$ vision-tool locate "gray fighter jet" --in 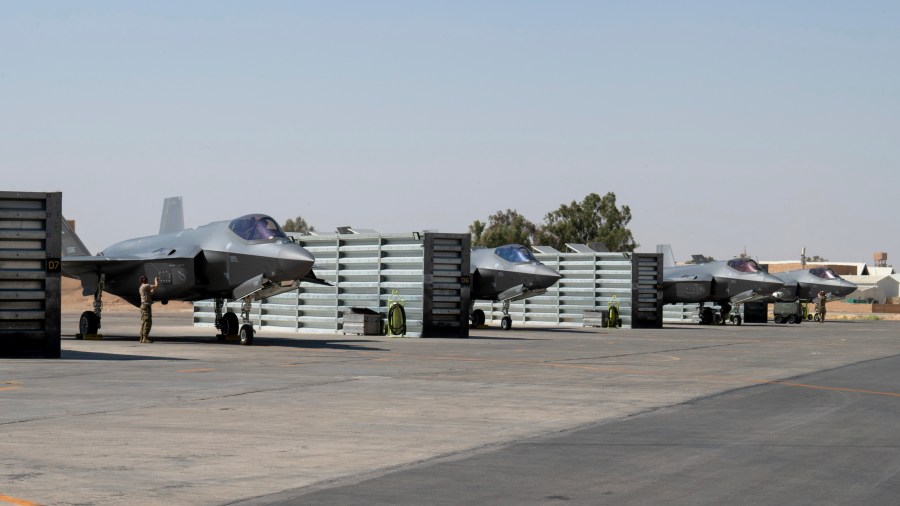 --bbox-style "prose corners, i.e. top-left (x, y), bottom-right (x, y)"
top-left (662, 255), bottom-right (784, 325)
top-left (470, 244), bottom-right (561, 330)
top-left (768, 267), bottom-right (857, 302)
top-left (62, 198), bottom-right (317, 345)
